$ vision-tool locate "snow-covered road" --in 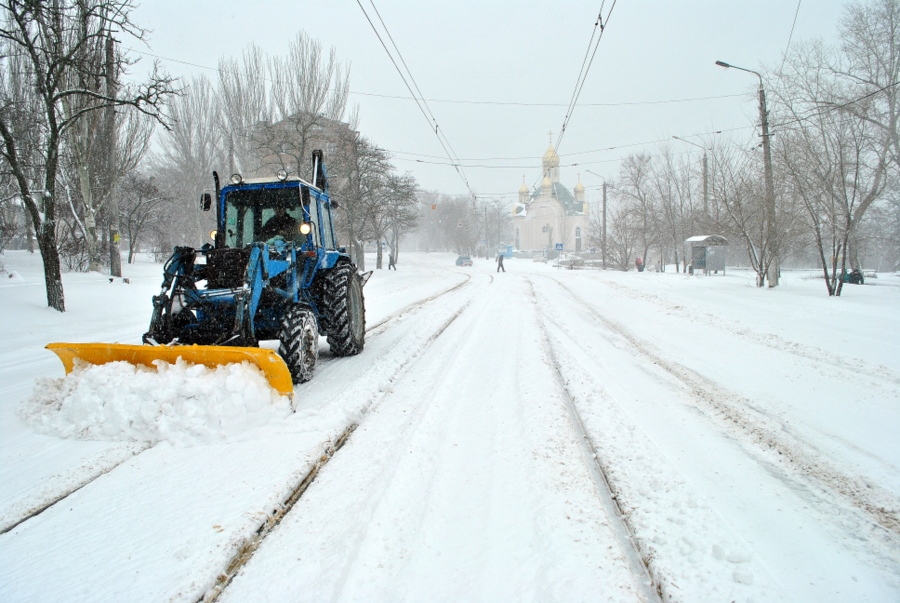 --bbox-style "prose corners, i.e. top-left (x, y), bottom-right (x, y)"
top-left (1, 251), bottom-right (898, 602)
